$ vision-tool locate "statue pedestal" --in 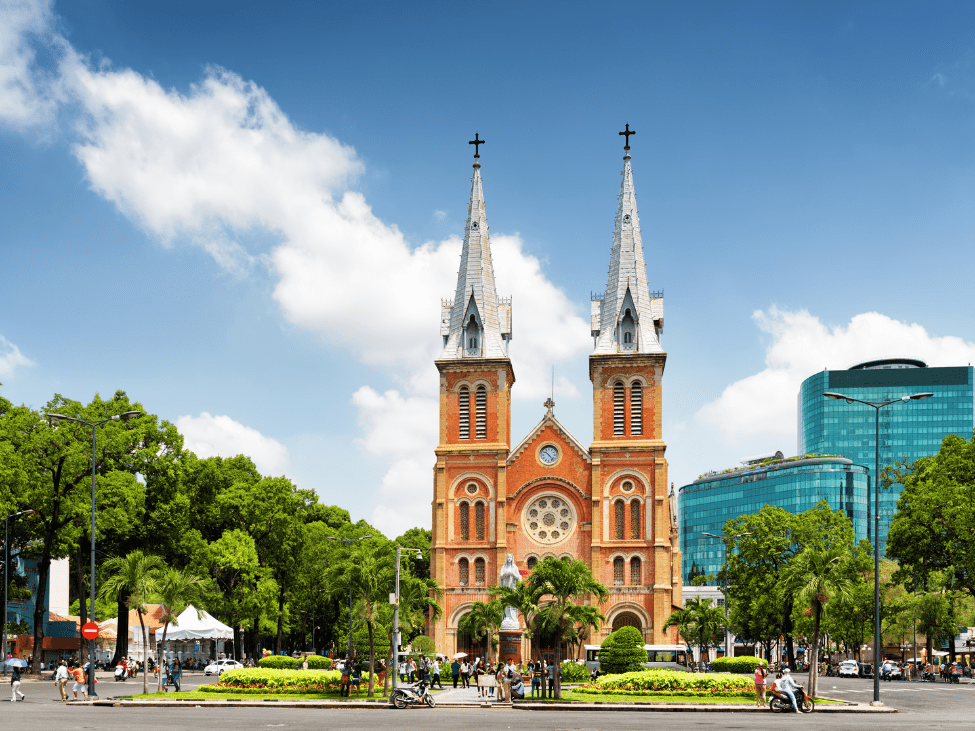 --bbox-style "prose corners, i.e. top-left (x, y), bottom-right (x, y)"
top-left (498, 629), bottom-right (522, 664)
